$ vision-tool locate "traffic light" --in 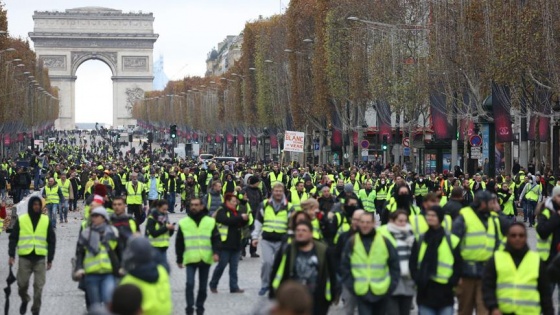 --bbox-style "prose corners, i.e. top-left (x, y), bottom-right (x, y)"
top-left (170, 125), bottom-right (177, 139)
top-left (128, 134), bottom-right (133, 142)
top-left (382, 135), bottom-right (388, 151)
top-left (147, 132), bottom-right (153, 144)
